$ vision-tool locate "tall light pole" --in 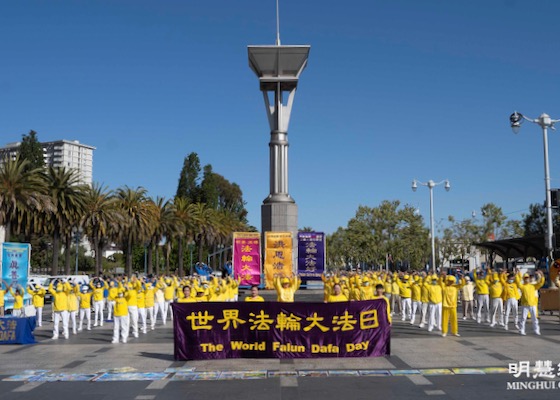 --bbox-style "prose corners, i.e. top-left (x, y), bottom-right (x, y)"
top-left (510, 111), bottom-right (559, 261)
top-left (72, 226), bottom-right (84, 275)
top-left (412, 179), bottom-right (451, 272)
